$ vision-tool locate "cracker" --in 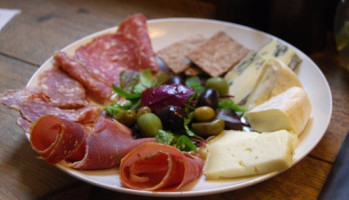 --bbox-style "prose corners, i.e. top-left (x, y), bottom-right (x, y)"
top-left (187, 31), bottom-right (249, 76)
top-left (157, 35), bottom-right (206, 74)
